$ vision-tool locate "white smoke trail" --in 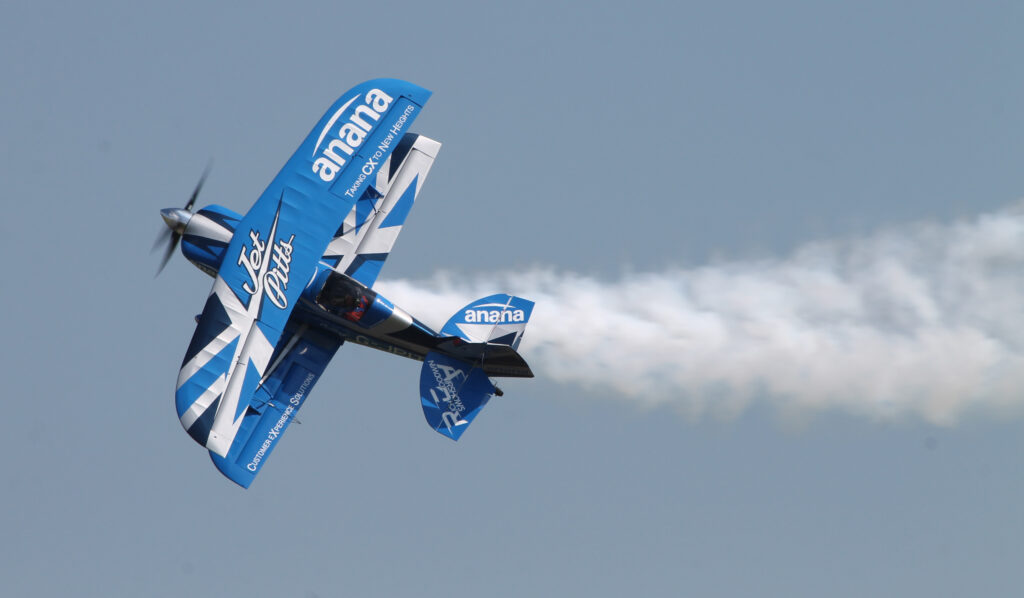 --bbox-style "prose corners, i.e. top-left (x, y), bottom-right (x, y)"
top-left (377, 204), bottom-right (1024, 424)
